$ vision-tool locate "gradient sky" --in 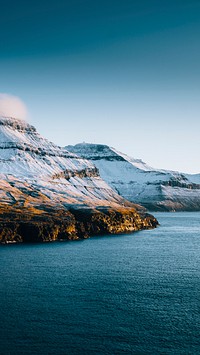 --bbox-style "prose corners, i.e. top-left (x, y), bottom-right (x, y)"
top-left (0, 0), bottom-right (200, 173)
